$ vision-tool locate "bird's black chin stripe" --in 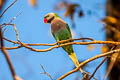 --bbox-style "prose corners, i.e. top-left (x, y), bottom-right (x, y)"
top-left (48, 16), bottom-right (54, 23)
